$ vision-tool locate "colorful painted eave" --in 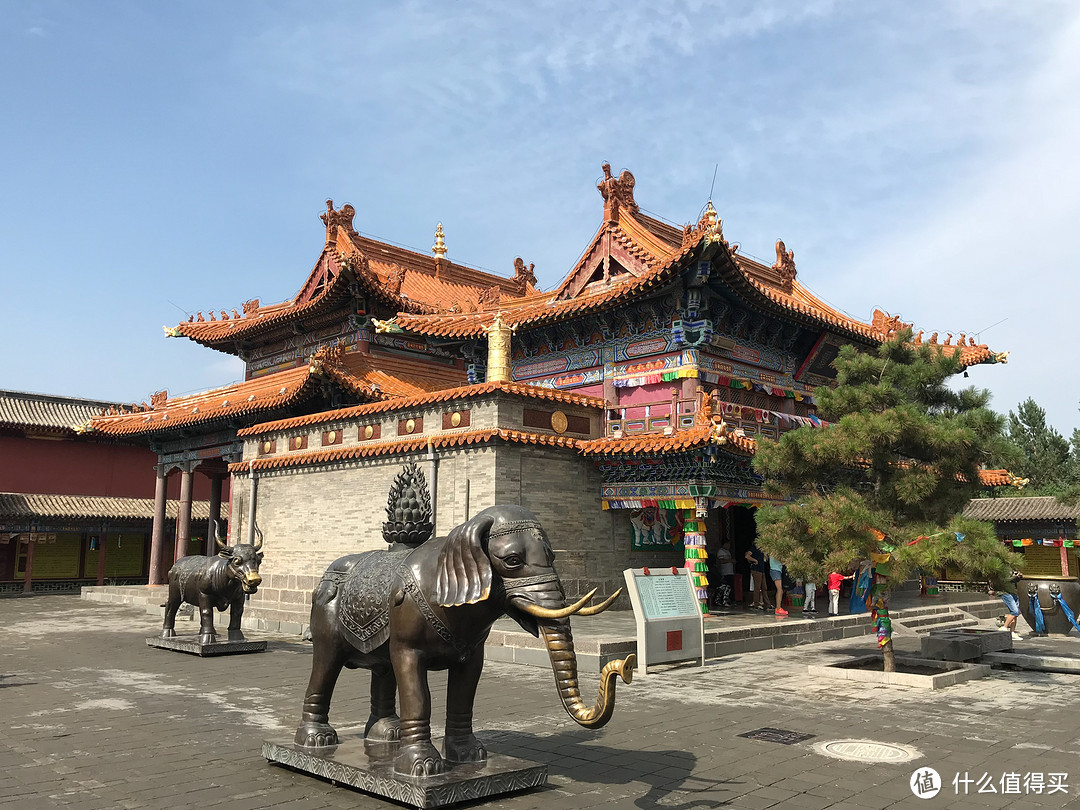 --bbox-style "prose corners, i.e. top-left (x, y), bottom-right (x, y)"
top-left (237, 379), bottom-right (605, 437)
top-left (230, 427), bottom-right (582, 474)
